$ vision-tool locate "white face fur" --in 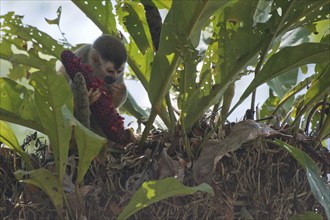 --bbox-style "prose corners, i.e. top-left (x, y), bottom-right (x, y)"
top-left (98, 56), bottom-right (125, 83)
top-left (90, 49), bottom-right (125, 84)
